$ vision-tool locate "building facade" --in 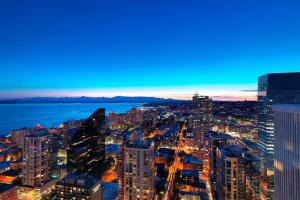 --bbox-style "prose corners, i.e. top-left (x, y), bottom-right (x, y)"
top-left (22, 129), bottom-right (51, 187)
top-left (67, 108), bottom-right (106, 174)
top-left (56, 173), bottom-right (101, 200)
top-left (205, 131), bottom-right (233, 191)
top-left (191, 94), bottom-right (212, 148)
top-left (257, 72), bottom-right (300, 200)
top-left (273, 105), bottom-right (300, 200)
top-left (118, 140), bottom-right (155, 200)
top-left (216, 145), bottom-right (260, 200)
